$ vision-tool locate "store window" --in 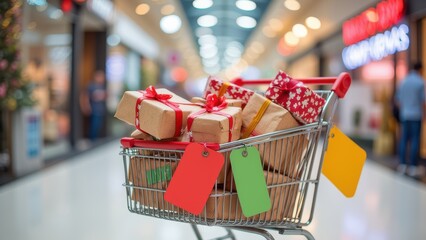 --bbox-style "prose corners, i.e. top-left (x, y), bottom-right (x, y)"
top-left (21, 0), bottom-right (72, 159)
